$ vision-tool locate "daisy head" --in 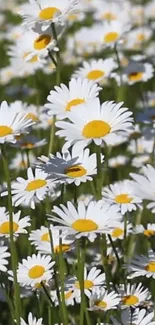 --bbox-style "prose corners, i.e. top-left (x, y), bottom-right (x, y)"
top-left (56, 99), bottom-right (133, 152)
top-left (0, 210), bottom-right (30, 238)
top-left (49, 200), bottom-right (121, 242)
top-left (0, 101), bottom-right (34, 144)
top-left (123, 62), bottom-right (154, 85)
top-left (20, 313), bottom-right (44, 325)
top-left (2, 168), bottom-right (52, 210)
top-left (17, 254), bottom-right (55, 288)
top-left (111, 308), bottom-right (155, 325)
top-left (126, 250), bottom-right (155, 279)
top-left (19, 0), bottom-right (79, 30)
top-left (72, 58), bottom-right (117, 84)
top-left (102, 180), bottom-right (142, 215)
top-left (101, 20), bottom-right (130, 48)
top-left (0, 244), bottom-right (10, 272)
top-left (89, 287), bottom-right (120, 311)
top-left (45, 77), bottom-right (101, 119)
top-left (108, 221), bottom-right (132, 241)
top-left (118, 283), bottom-right (151, 309)
top-left (36, 147), bottom-right (104, 186)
